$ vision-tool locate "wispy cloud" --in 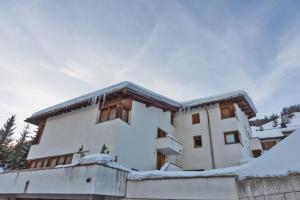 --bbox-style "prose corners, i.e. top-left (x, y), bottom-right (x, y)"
top-left (0, 0), bottom-right (300, 130)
